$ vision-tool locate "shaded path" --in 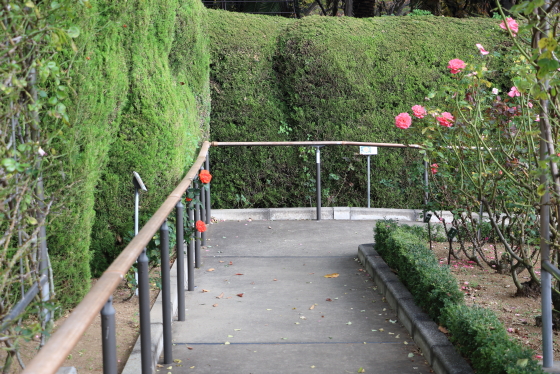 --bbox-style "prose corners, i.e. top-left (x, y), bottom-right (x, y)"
top-left (171, 220), bottom-right (433, 373)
